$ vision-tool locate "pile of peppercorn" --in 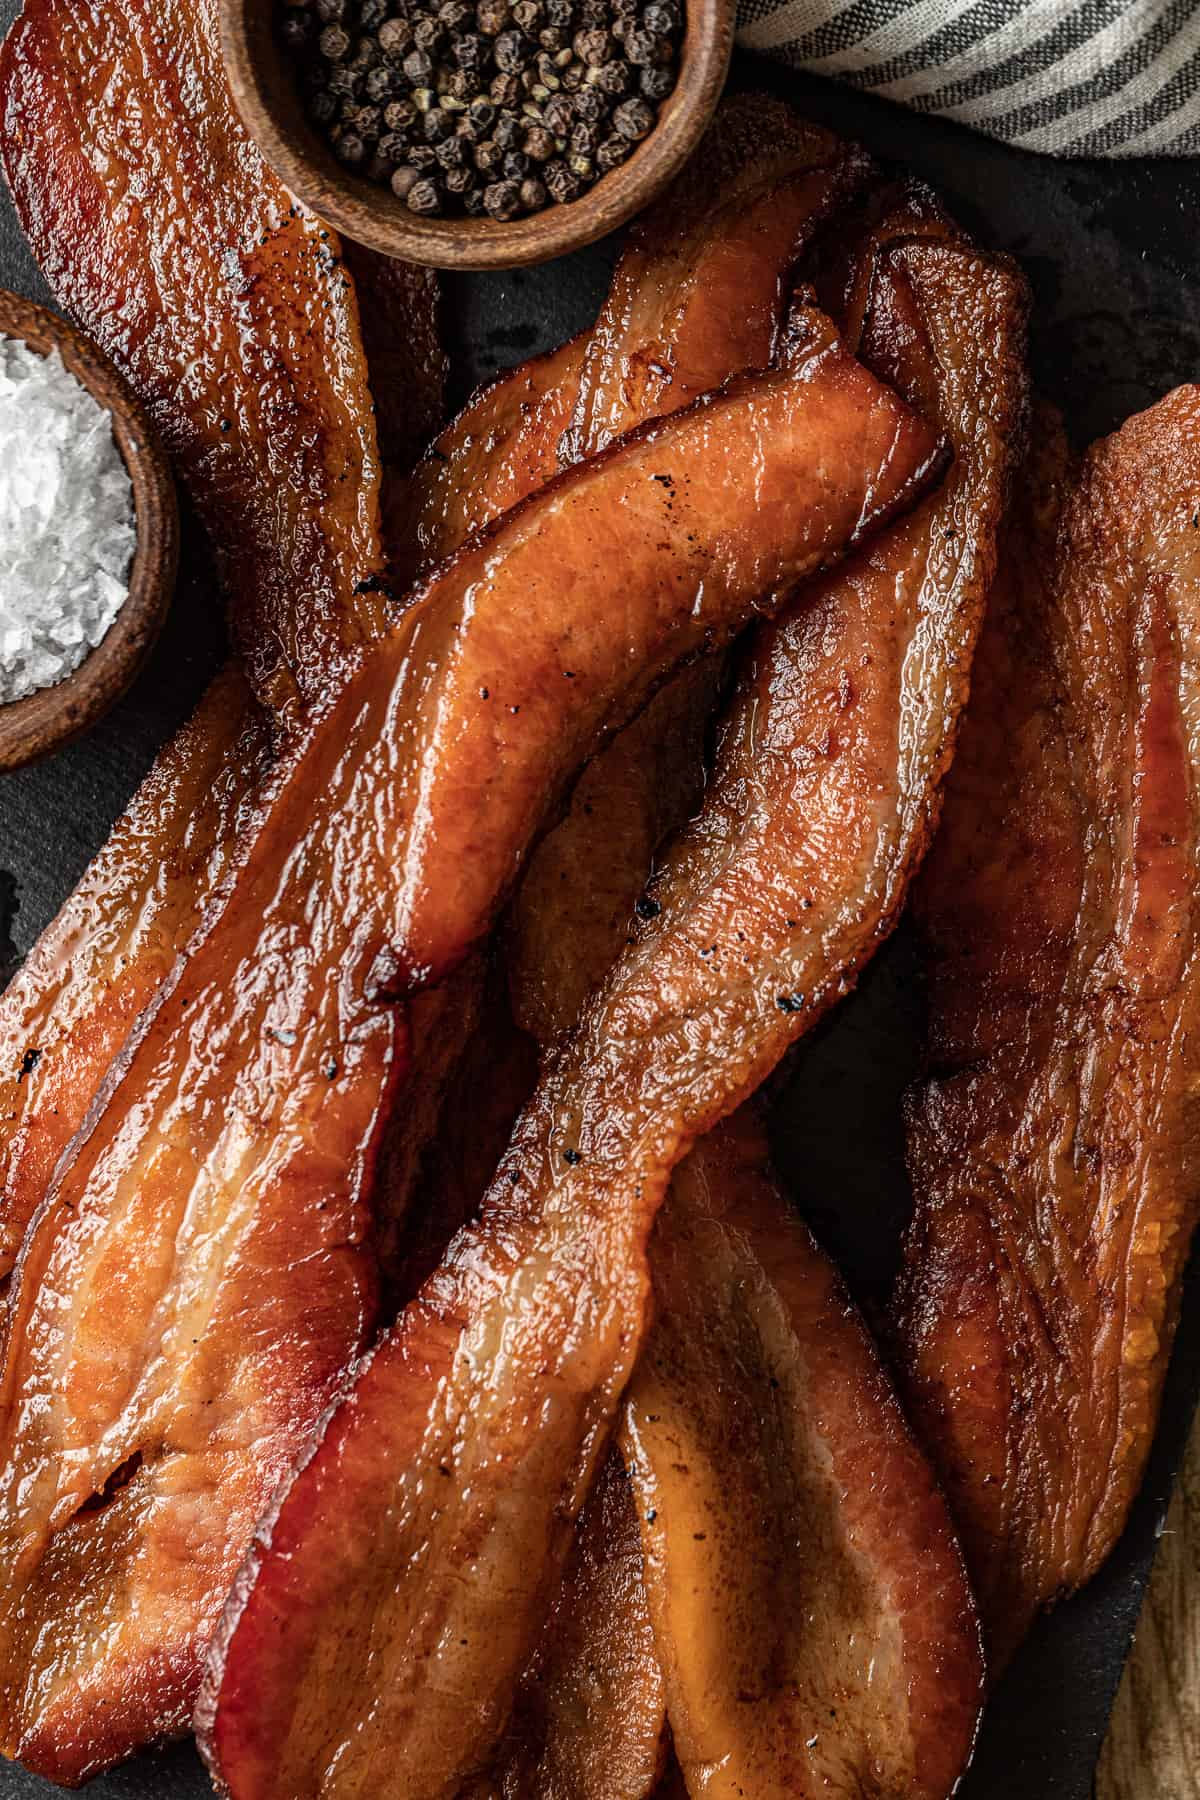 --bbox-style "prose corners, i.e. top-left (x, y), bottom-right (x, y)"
top-left (276, 0), bottom-right (684, 220)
